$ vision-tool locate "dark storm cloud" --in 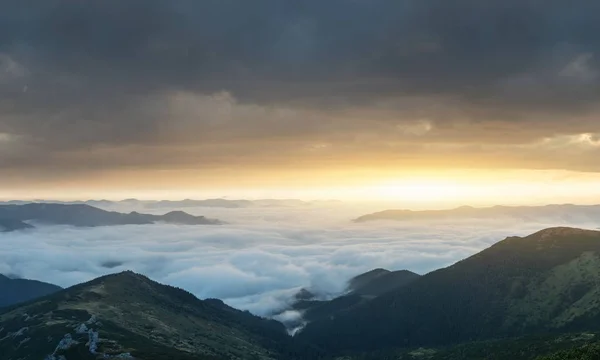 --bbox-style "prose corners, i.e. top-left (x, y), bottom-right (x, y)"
top-left (1, 0), bottom-right (600, 173)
